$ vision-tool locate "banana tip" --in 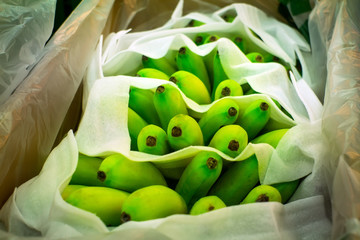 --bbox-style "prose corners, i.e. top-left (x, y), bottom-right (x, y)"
top-left (121, 212), bottom-right (131, 223)
top-left (228, 140), bottom-right (239, 151)
top-left (146, 136), bottom-right (157, 147)
top-left (256, 194), bottom-right (270, 202)
top-left (97, 171), bottom-right (106, 182)
top-left (228, 107), bottom-right (238, 117)
top-left (260, 102), bottom-right (269, 111)
top-left (206, 157), bottom-right (218, 170)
